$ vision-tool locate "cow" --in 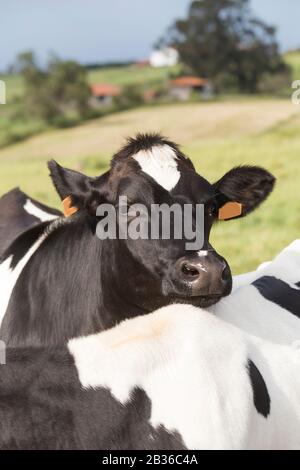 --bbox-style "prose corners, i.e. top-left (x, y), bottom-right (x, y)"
top-left (1, 292), bottom-right (300, 450)
top-left (0, 133), bottom-right (275, 347)
top-left (212, 239), bottom-right (300, 344)
top-left (0, 188), bottom-right (61, 257)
